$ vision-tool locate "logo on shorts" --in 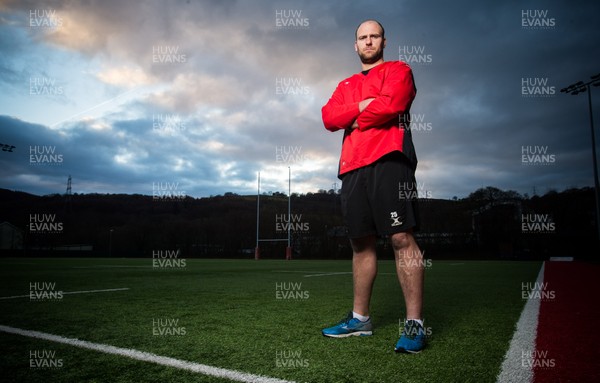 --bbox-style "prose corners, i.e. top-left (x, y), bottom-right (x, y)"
top-left (390, 211), bottom-right (403, 227)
